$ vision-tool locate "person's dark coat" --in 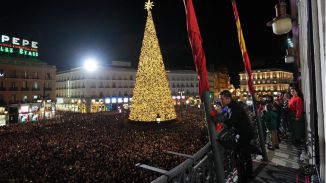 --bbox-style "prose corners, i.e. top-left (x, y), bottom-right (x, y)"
top-left (224, 101), bottom-right (254, 147)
